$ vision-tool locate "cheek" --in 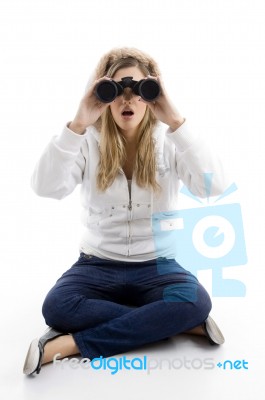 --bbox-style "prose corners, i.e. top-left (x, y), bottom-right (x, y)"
top-left (109, 104), bottom-right (119, 117)
top-left (139, 103), bottom-right (147, 117)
